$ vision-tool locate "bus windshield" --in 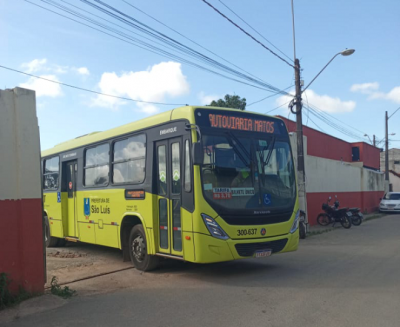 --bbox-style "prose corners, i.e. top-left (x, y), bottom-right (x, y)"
top-left (200, 132), bottom-right (296, 214)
